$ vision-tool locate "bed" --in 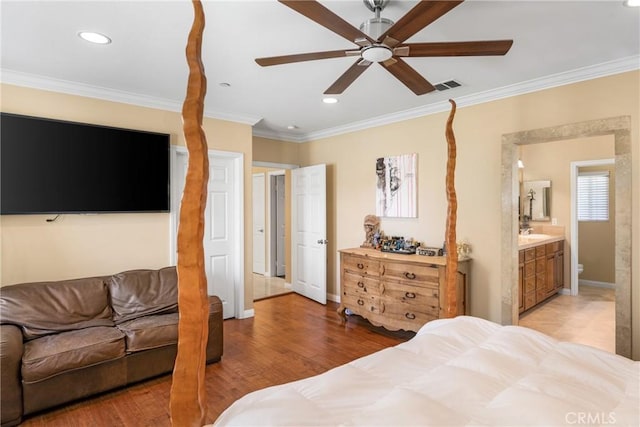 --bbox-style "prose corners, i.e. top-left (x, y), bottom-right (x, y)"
top-left (213, 316), bottom-right (639, 426)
